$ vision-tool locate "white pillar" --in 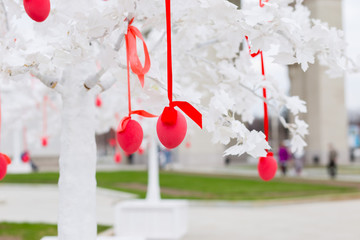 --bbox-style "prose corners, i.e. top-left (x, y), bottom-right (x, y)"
top-left (146, 132), bottom-right (161, 202)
